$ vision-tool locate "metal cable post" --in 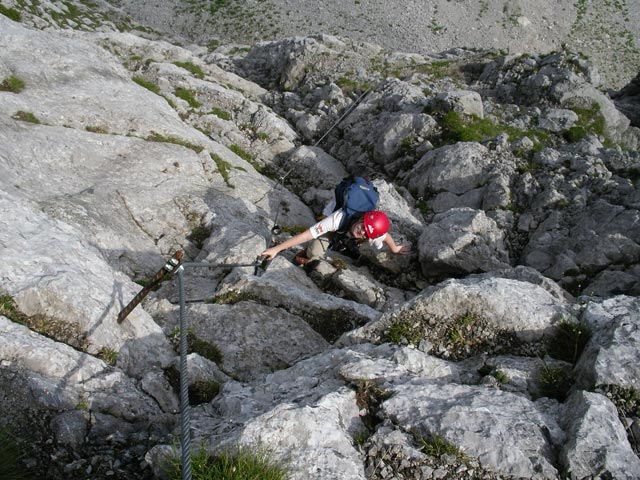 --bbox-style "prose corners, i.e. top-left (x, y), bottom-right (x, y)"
top-left (177, 266), bottom-right (192, 480)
